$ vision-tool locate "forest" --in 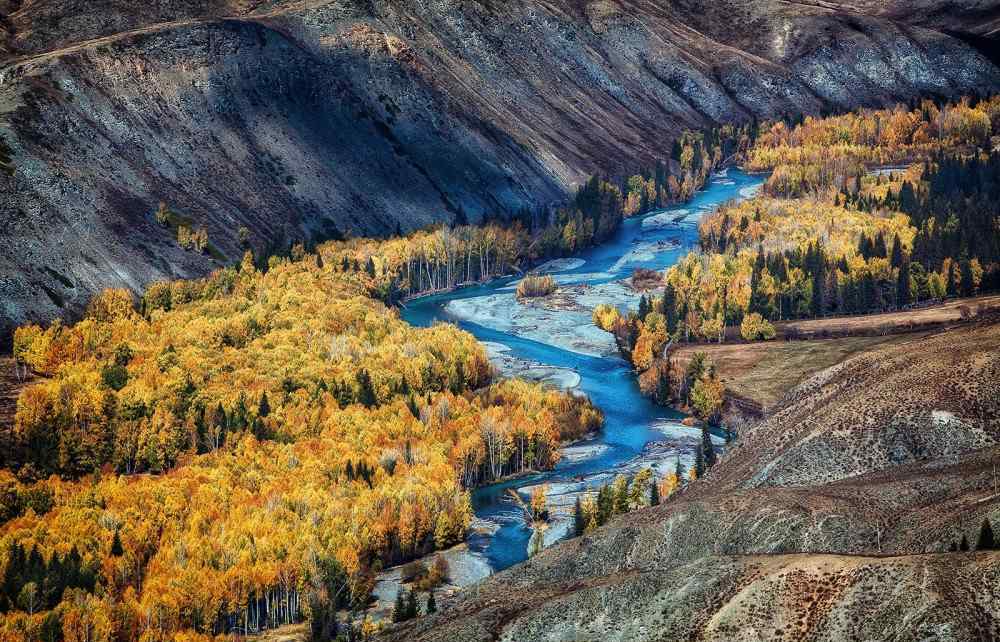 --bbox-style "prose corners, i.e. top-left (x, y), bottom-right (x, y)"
top-left (0, 126), bottom-right (753, 640)
top-left (598, 95), bottom-right (1000, 410)
top-left (5, 95), bottom-right (992, 639)
top-left (0, 244), bottom-right (602, 640)
top-left (314, 124), bottom-right (756, 307)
